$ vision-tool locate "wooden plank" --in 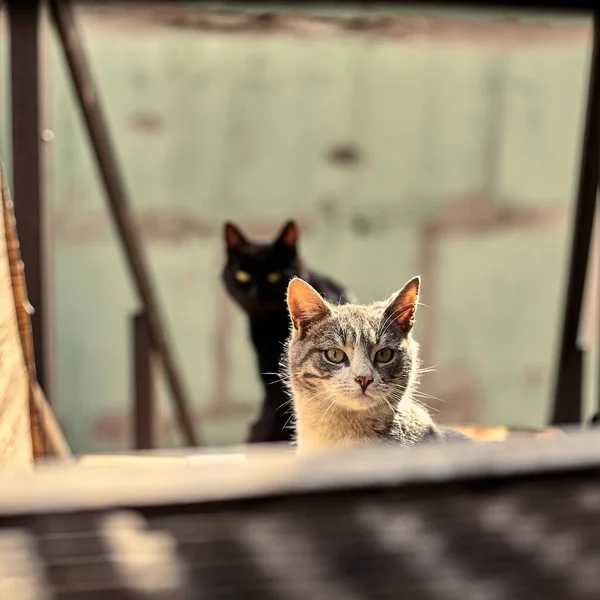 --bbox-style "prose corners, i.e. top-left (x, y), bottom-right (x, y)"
top-left (0, 165), bottom-right (34, 473)
top-left (2, 159), bottom-right (72, 463)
